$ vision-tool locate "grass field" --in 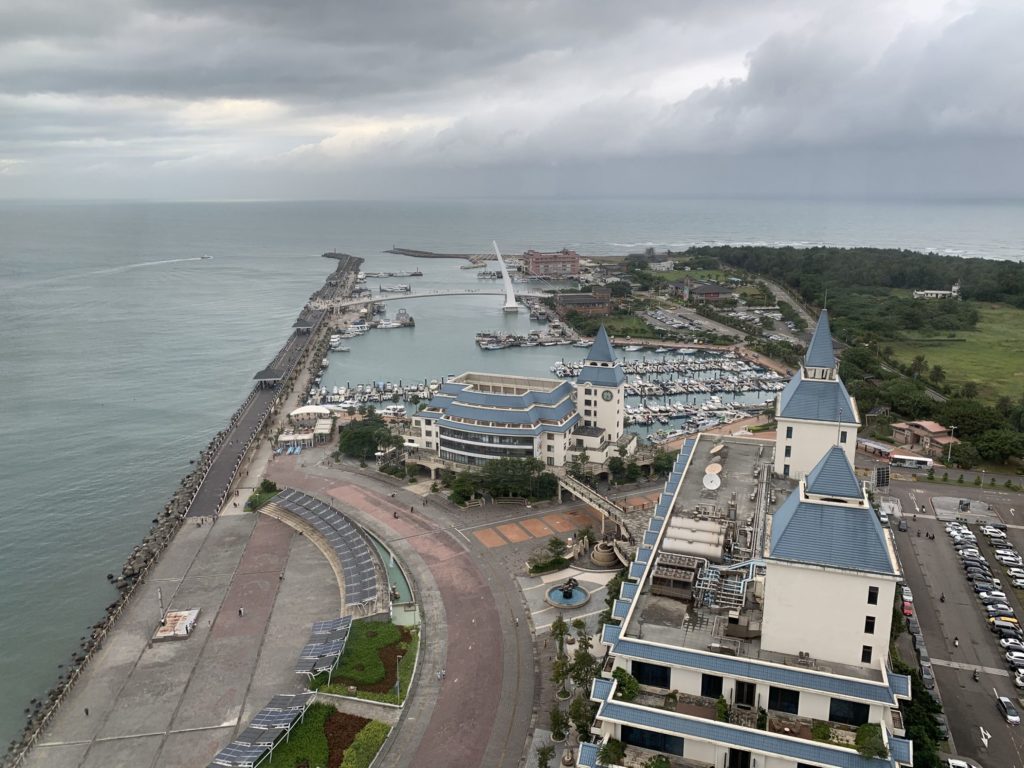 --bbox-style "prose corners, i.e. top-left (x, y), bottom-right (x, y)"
top-left (890, 303), bottom-right (1024, 402)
